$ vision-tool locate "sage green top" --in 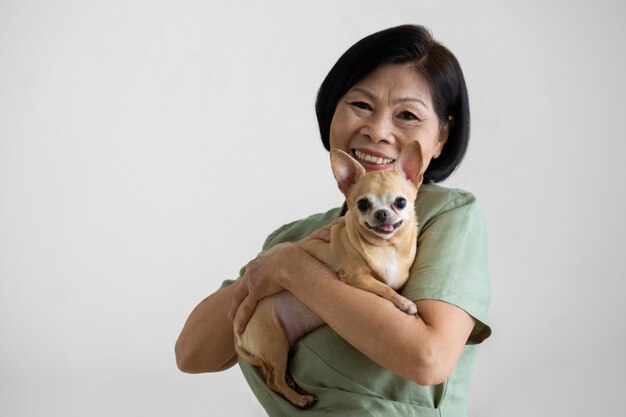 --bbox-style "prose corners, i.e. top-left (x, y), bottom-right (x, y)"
top-left (221, 183), bottom-right (491, 416)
